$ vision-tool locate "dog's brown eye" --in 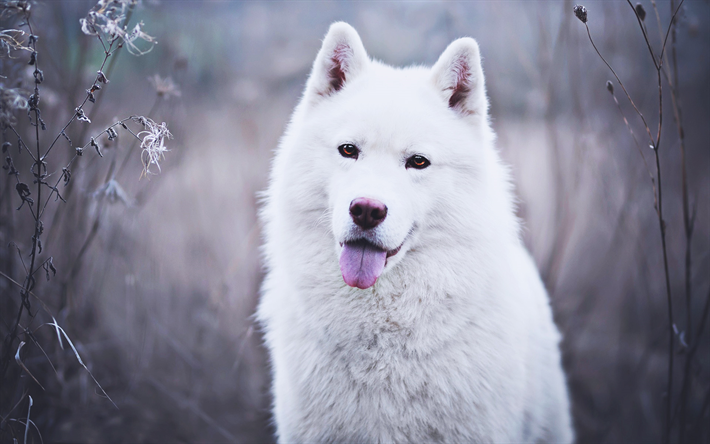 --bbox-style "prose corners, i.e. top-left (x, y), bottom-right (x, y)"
top-left (406, 155), bottom-right (430, 169)
top-left (338, 144), bottom-right (359, 159)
